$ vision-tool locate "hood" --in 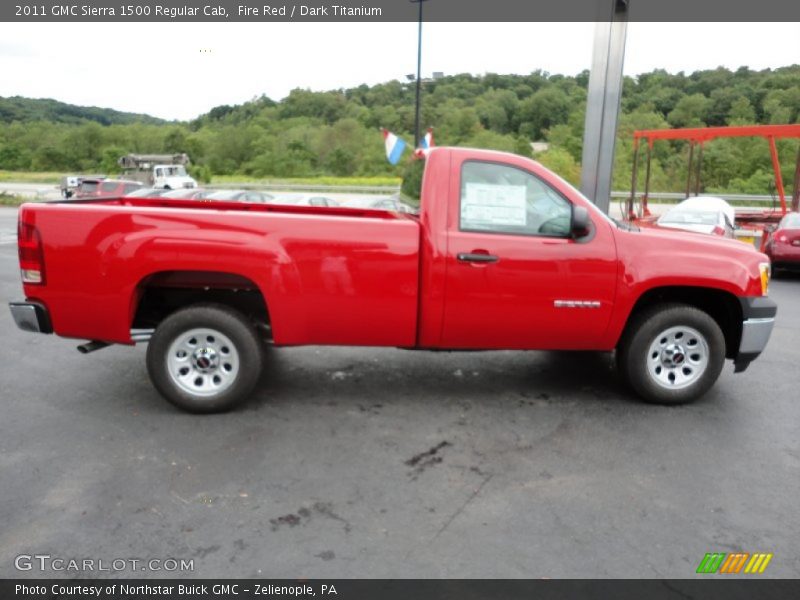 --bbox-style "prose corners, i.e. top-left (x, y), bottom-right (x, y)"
top-left (656, 222), bottom-right (717, 235)
top-left (632, 223), bottom-right (756, 254)
top-left (613, 223), bottom-right (769, 298)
